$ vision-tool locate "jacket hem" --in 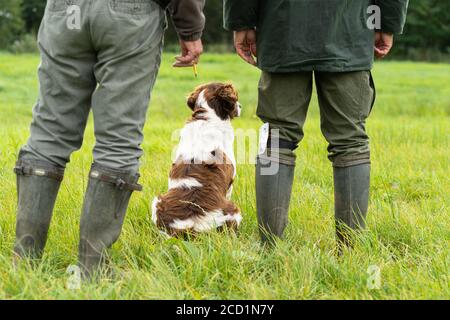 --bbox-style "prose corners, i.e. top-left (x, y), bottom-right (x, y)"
top-left (259, 63), bottom-right (374, 73)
